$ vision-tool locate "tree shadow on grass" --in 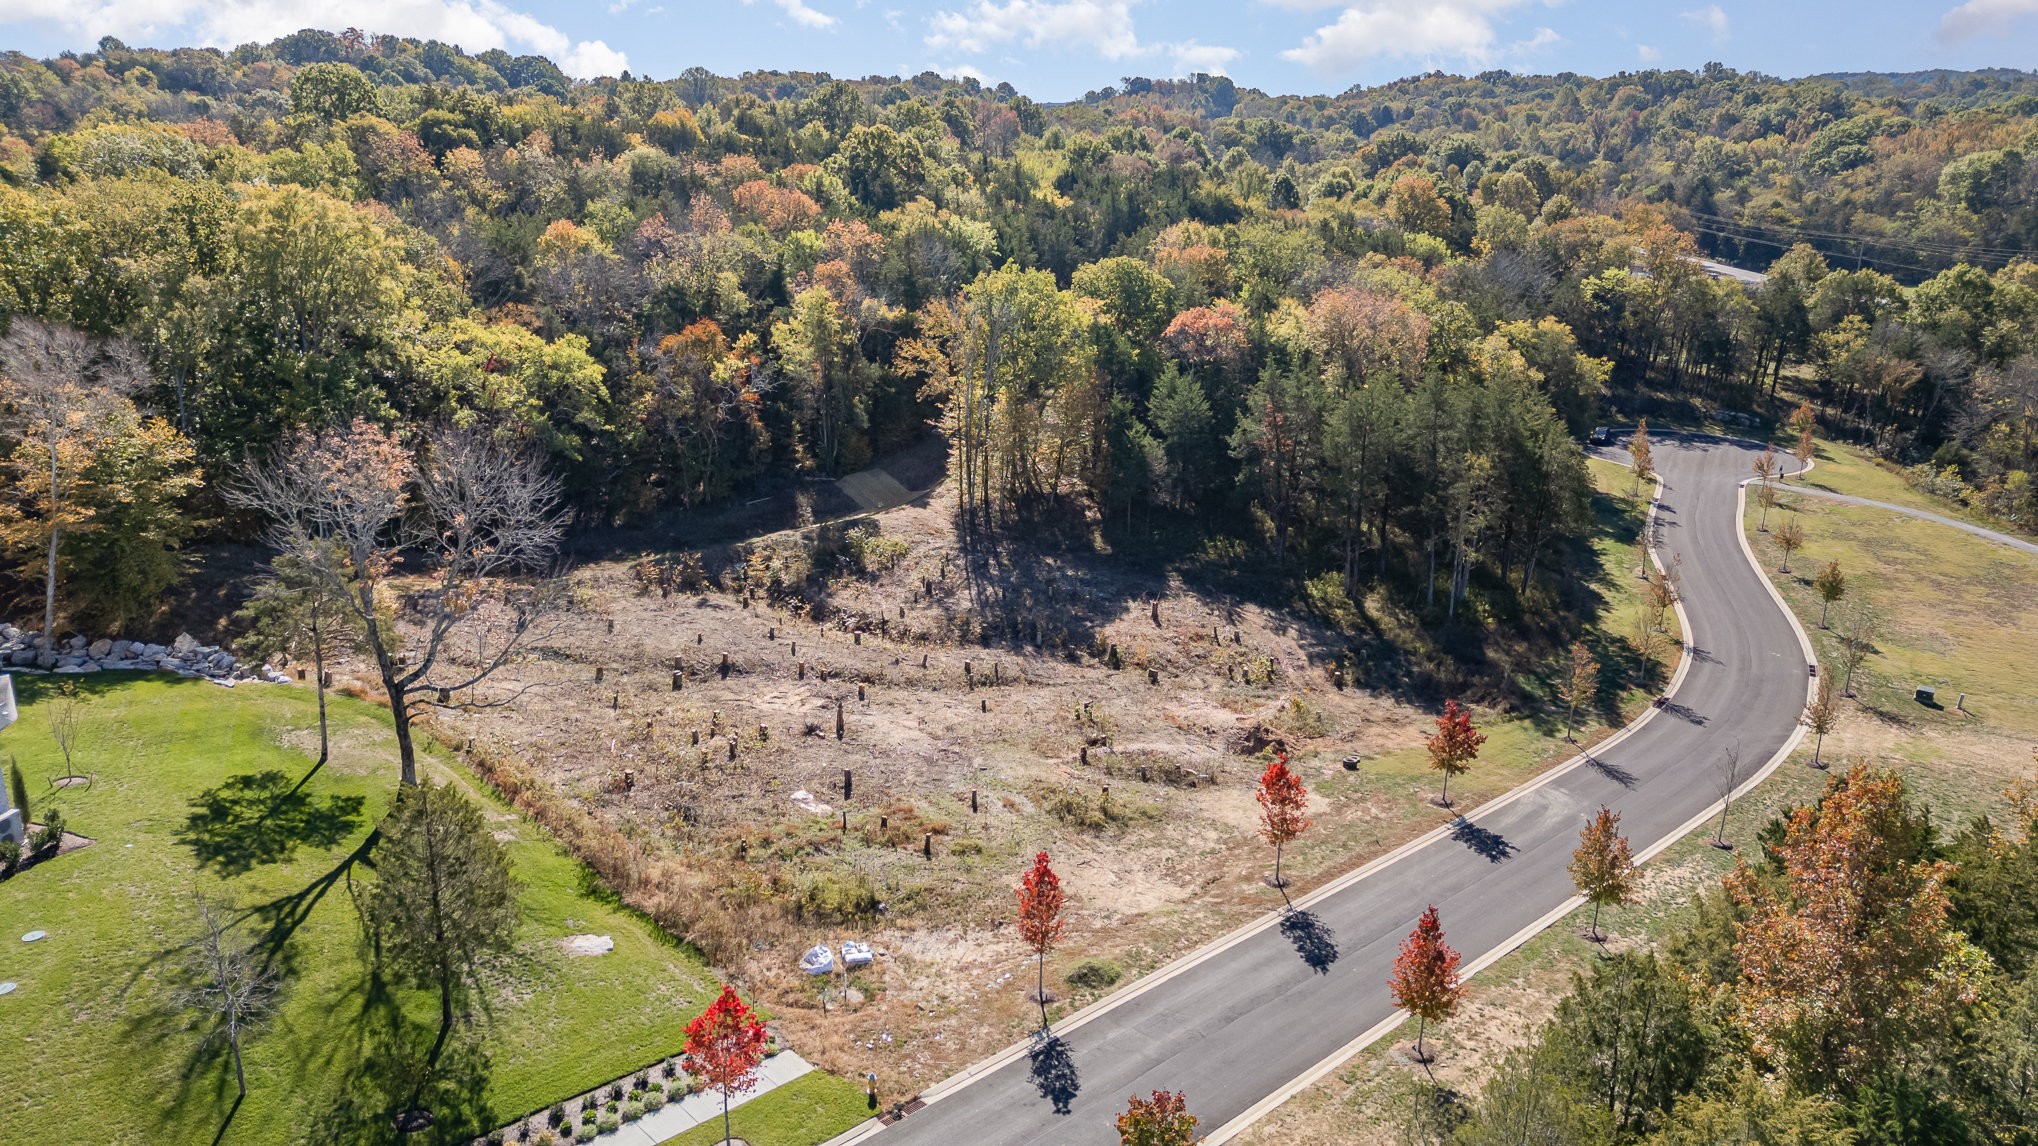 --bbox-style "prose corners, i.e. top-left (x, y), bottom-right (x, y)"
top-left (1451, 818), bottom-right (1517, 863)
top-left (177, 770), bottom-right (365, 877)
top-left (1028, 1034), bottom-right (1080, 1116)
top-left (304, 1000), bottom-right (497, 1145)
top-left (1279, 908), bottom-right (1339, 974)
